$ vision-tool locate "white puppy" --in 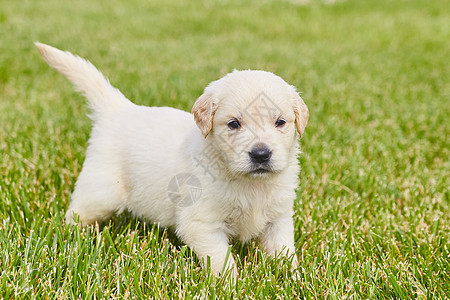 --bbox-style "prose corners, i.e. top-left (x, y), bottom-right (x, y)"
top-left (36, 43), bottom-right (309, 276)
